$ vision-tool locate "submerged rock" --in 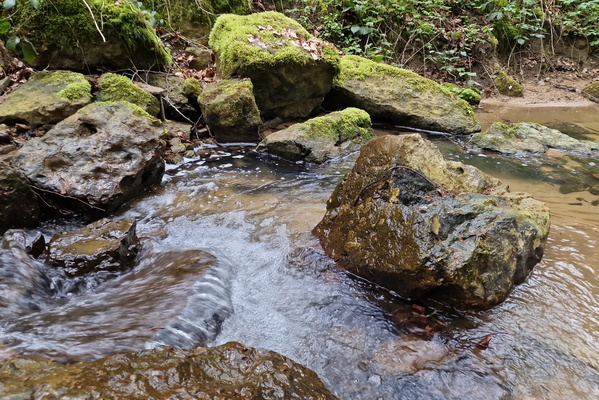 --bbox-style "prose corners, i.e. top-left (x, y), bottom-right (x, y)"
top-left (46, 219), bottom-right (139, 277)
top-left (209, 11), bottom-right (340, 119)
top-left (0, 342), bottom-right (340, 400)
top-left (468, 122), bottom-right (599, 156)
top-left (0, 164), bottom-right (40, 235)
top-left (199, 78), bottom-right (262, 142)
top-left (7, 0), bottom-right (171, 71)
top-left (258, 107), bottom-right (373, 163)
top-left (313, 134), bottom-right (550, 309)
top-left (0, 71), bottom-right (91, 127)
top-left (11, 101), bottom-right (165, 217)
top-left (324, 55), bottom-right (480, 134)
